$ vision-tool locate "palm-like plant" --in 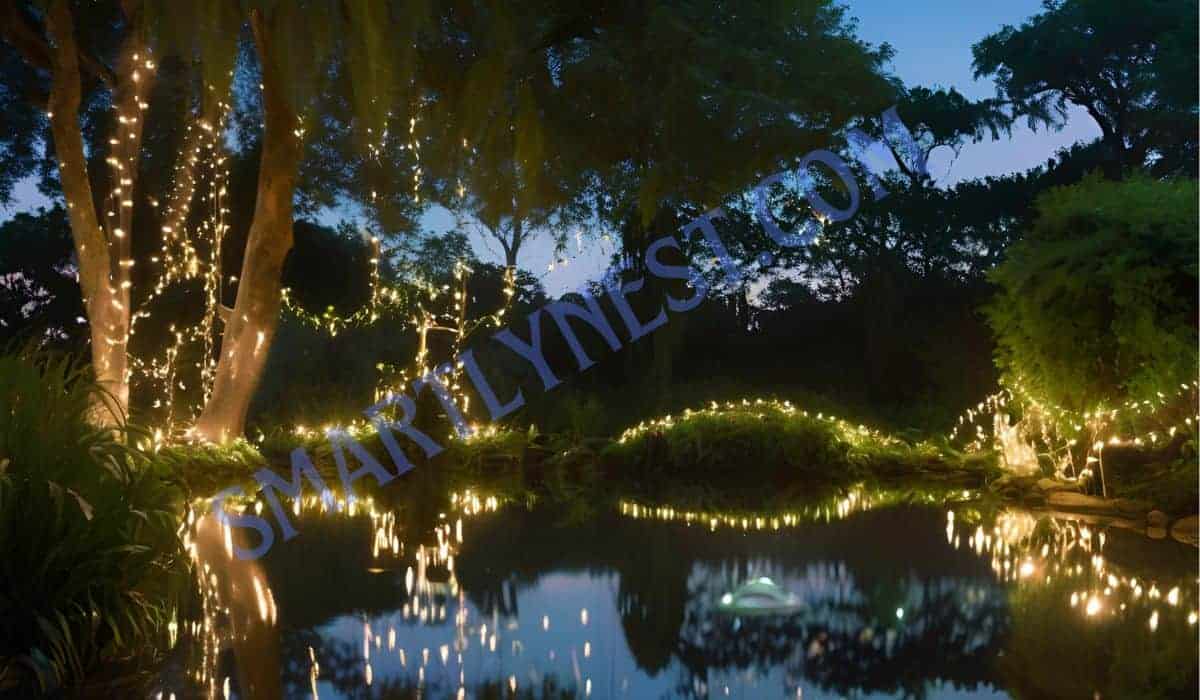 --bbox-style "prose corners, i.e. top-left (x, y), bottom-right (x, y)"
top-left (0, 350), bottom-right (187, 693)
